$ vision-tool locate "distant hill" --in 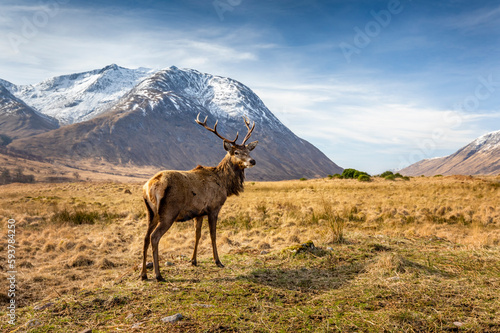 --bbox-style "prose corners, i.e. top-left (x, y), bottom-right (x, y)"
top-left (400, 130), bottom-right (500, 176)
top-left (5, 65), bottom-right (342, 181)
